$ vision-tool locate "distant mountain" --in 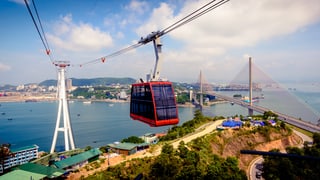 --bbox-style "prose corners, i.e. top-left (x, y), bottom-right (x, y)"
top-left (0, 84), bottom-right (16, 91)
top-left (39, 80), bottom-right (57, 86)
top-left (39, 77), bottom-right (137, 86)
